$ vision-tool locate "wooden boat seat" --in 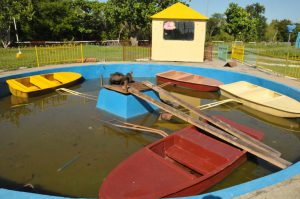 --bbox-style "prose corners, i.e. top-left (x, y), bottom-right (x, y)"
top-left (161, 71), bottom-right (193, 80)
top-left (177, 74), bottom-right (194, 80)
top-left (242, 88), bottom-right (282, 101)
top-left (231, 87), bottom-right (262, 95)
top-left (166, 146), bottom-right (217, 175)
top-left (30, 75), bottom-right (60, 89)
top-left (54, 73), bottom-right (73, 84)
top-left (7, 80), bottom-right (39, 92)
